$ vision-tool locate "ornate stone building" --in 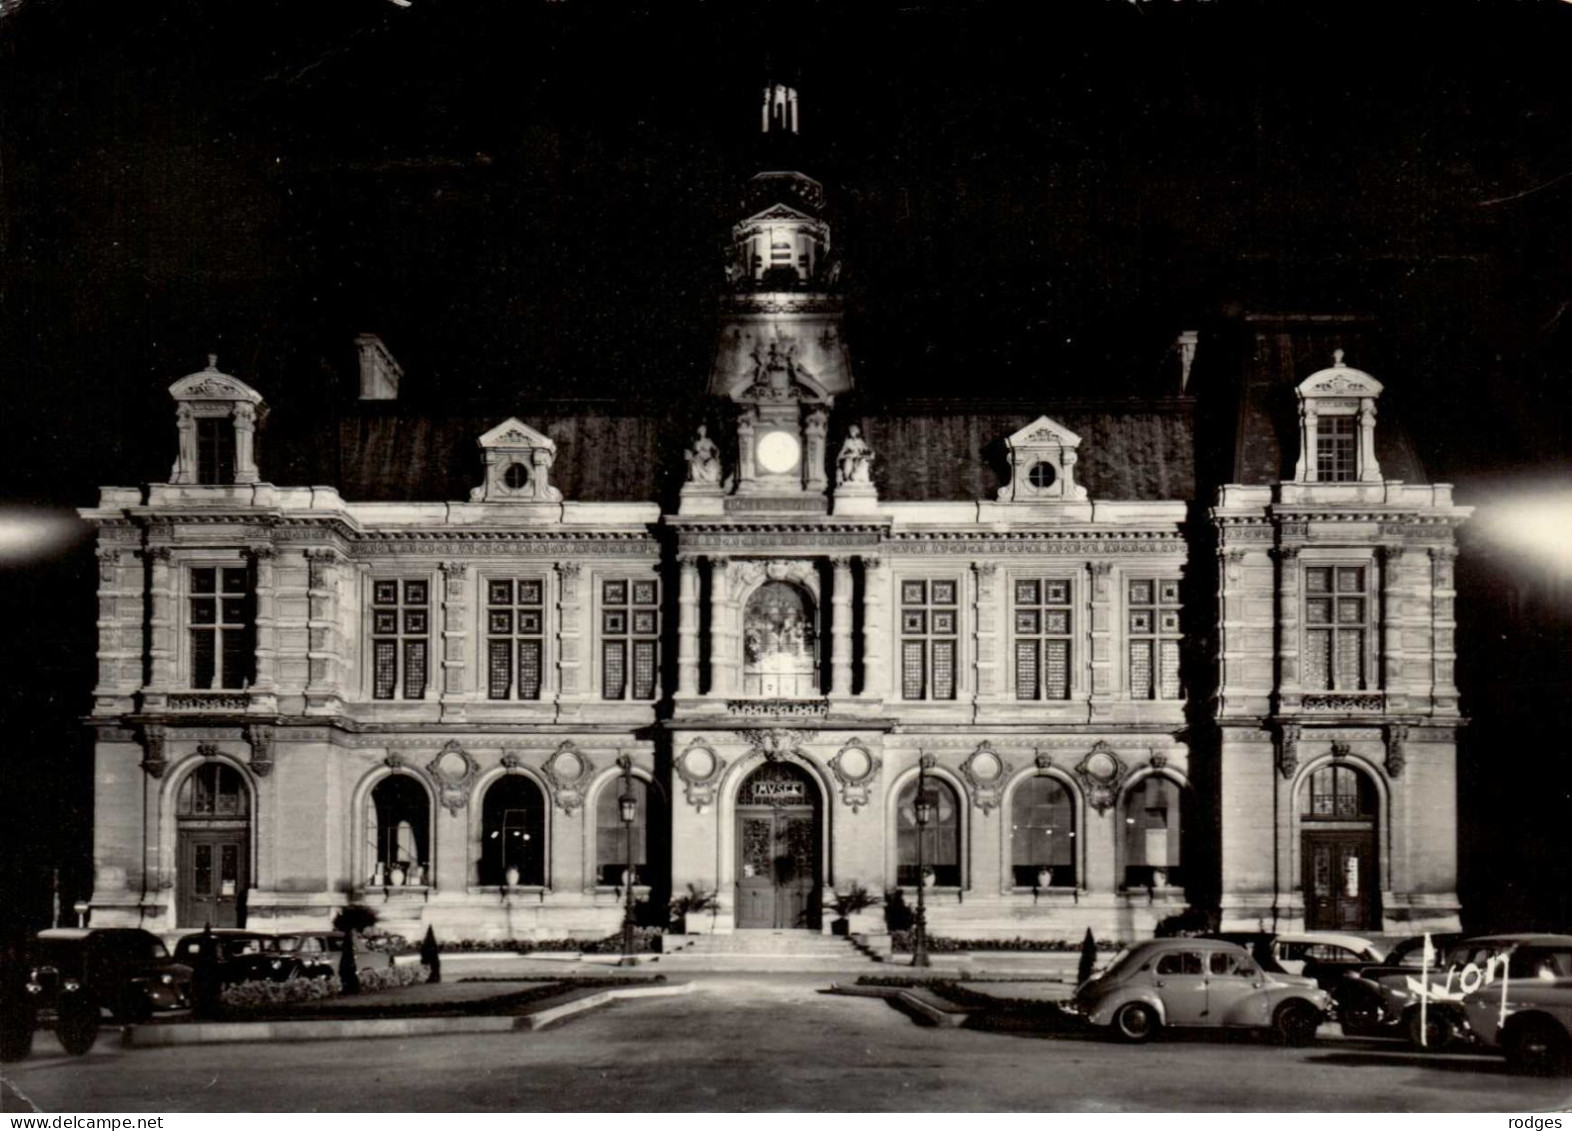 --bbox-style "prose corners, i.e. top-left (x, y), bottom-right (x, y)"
top-left (79, 88), bottom-right (1470, 941)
